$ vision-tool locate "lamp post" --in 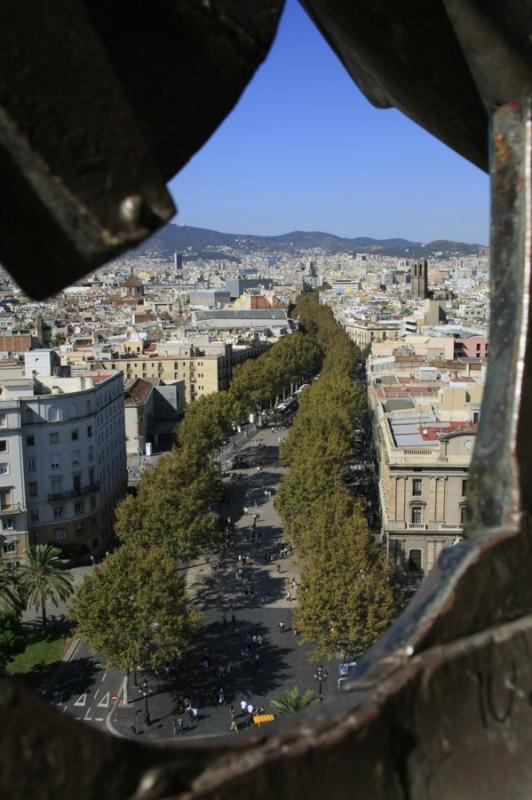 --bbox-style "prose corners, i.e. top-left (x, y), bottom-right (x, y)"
top-left (314, 664), bottom-right (328, 700)
top-left (140, 678), bottom-right (150, 725)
